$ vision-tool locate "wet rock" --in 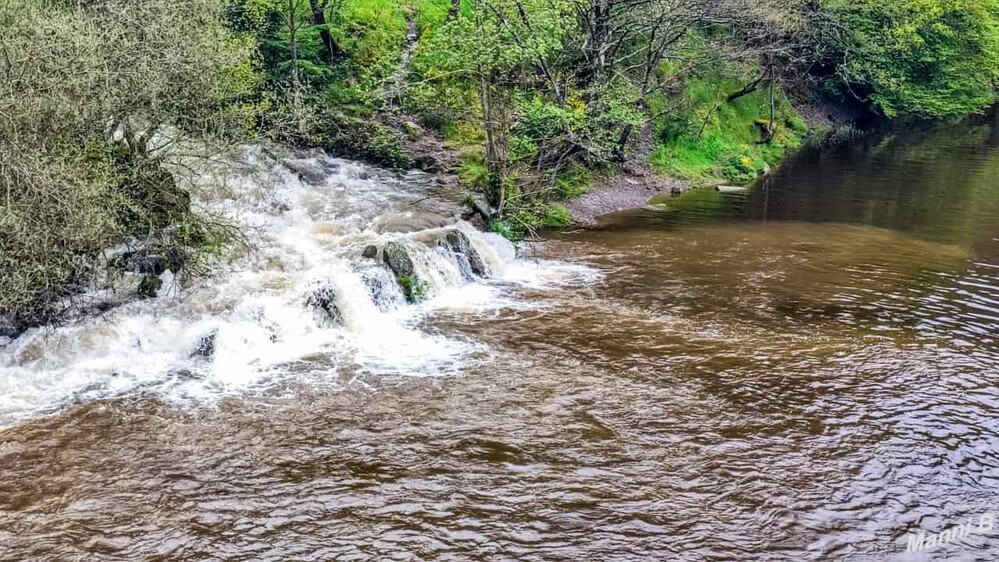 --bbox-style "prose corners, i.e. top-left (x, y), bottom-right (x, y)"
top-left (0, 317), bottom-right (21, 343)
top-left (382, 242), bottom-right (415, 278)
top-left (282, 158), bottom-right (329, 185)
top-left (110, 245), bottom-right (185, 276)
top-left (375, 212), bottom-right (453, 233)
top-left (171, 369), bottom-right (202, 381)
top-left (461, 194), bottom-right (496, 223)
top-left (137, 274), bottom-right (163, 299)
top-left (191, 330), bottom-right (218, 358)
top-left (362, 245), bottom-right (379, 259)
top-left (305, 286), bottom-right (342, 326)
top-left (440, 229), bottom-right (487, 277)
top-left (413, 155), bottom-right (442, 173)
